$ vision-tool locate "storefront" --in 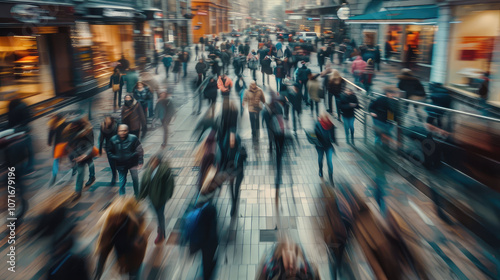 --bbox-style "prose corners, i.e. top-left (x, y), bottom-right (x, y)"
top-left (0, 2), bottom-right (75, 114)
top-left (446, 4), bottom-right (500, 101)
